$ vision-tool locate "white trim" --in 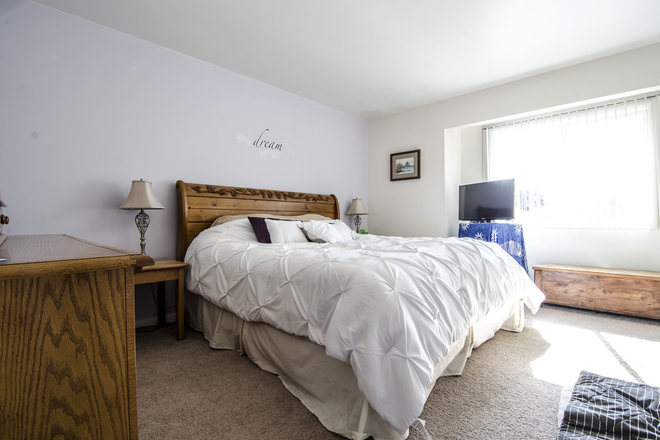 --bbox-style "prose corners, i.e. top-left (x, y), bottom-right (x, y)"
top-left (653, 96), bottom-right (660, 226)
top-left (482, 128), bottom-right (489, 181)
top-left (483, 92), bottom-right (659, 131)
